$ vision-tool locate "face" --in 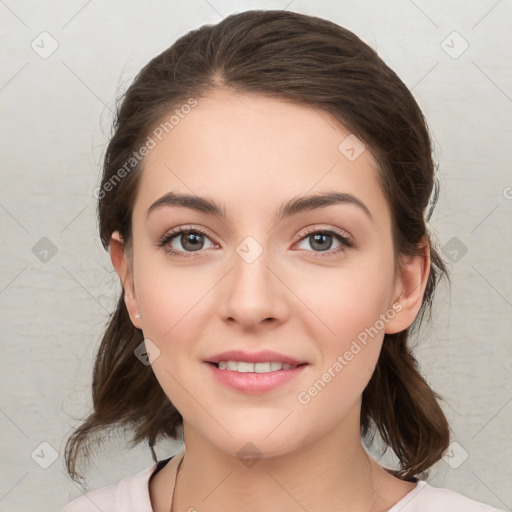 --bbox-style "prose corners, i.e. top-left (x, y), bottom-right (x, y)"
top-left (112, 89), bottom-right (420, 459)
